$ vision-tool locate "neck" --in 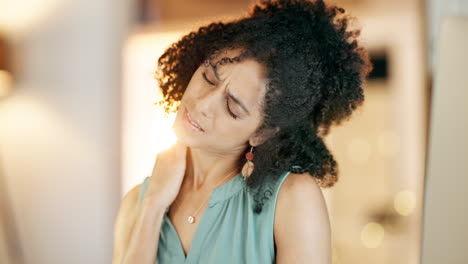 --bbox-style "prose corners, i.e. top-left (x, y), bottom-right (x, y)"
top-left (183, 146), bottom-right (243, 192)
